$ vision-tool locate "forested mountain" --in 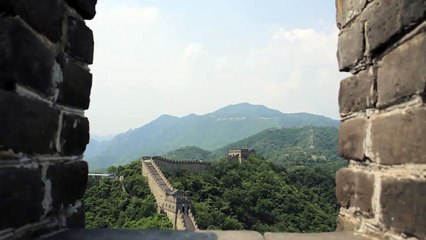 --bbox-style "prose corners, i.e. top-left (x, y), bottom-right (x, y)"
top-left (84, 161), bottom-right (172, 229)
top-left (164, 126), bottom-right (345, 173)
top-left (86, 103), bottom-right (338, 170)
top-left (84, 156), bottom-right (340, 232)
top-left (167, 156), bottom-right (339, 232)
